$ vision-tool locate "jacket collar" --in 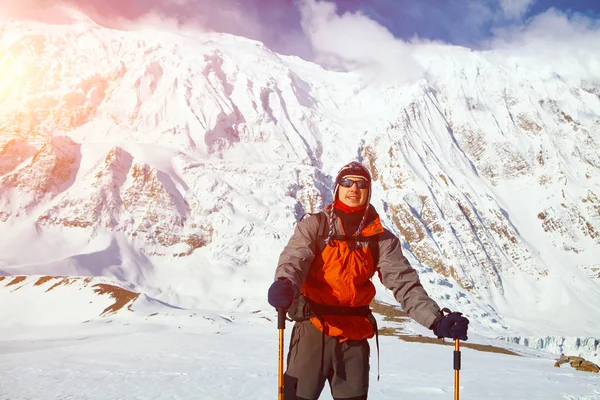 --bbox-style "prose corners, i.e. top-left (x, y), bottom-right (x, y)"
top-left (326, 204), bottom-right (384, 237)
